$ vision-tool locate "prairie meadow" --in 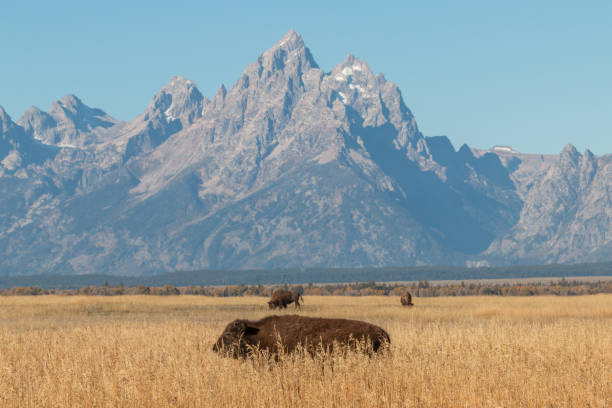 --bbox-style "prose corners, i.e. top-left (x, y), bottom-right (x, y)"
top-left (0, 295), bottom-right (610, 407)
